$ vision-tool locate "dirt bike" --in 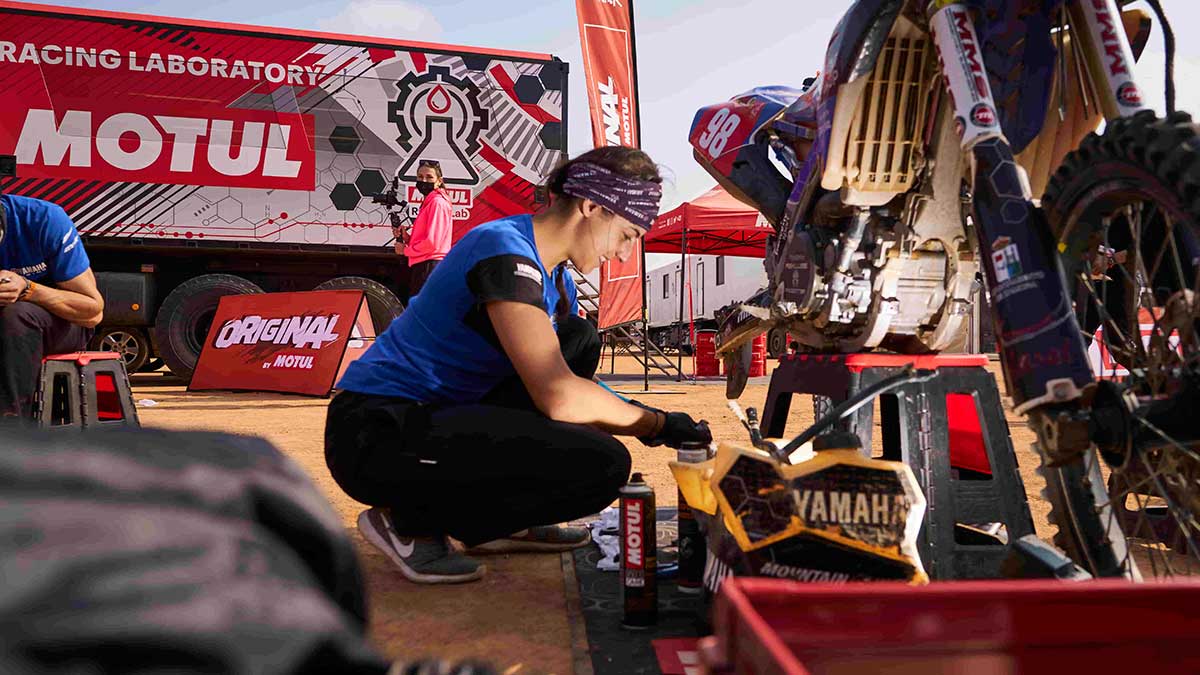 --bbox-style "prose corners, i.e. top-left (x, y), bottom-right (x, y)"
top-left (689, 0), bottom-right (1200, 580)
